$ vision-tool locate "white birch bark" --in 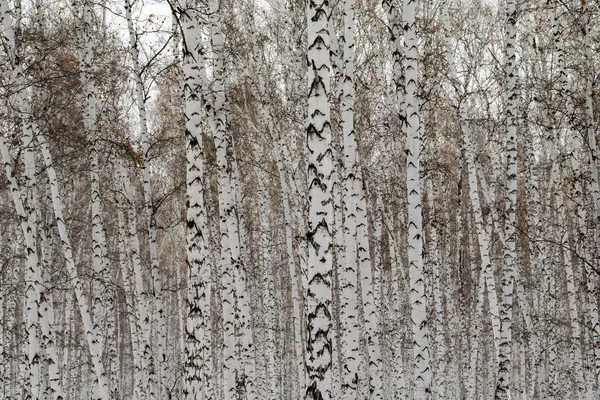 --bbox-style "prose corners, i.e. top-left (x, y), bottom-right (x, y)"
top-left (339, 0), bottom-right (361, 396)
top-left (468, 256), bottom-right (486, 399)
top-left (123, 2), bottom-right (167, 394)
top-left (371, 192), bottom-right (383, 339)
top-left (21, 81), bottom-right (42, 400)
top-left (403, 0), bottom-right (431, 396)
top-left (38, 222), bottom-right (64, 400)
top-left (382, 0), bottom-right (404, 122)
top-left (203, 2), bottom-right (242, 398)
top-left (60, 290), bottom-right (73, 397)
top-left (75, 7), bottom-right (113, 390)
top-left (332, 157), bottom-right (345, 399)
top-left (0, 3), bottom-right (44, 397)
top-left (113, 169), bottom-right (143, 400)
top-left (180, 2), bottom-right (213, 398)
top-left (495, 0), bottom-right (518, 396)
top-left (356, 203), bottom-right (383, 399)
top-left (356, 194), bottom-right (383, 400)
top-left (305, 1), bottom-right (334, 398)
top-left (229, 96), bottom-right (256, 400)
top-left (119, 162), bottom-right (152, 400)
top-left (445, 201), bottom-right (459, 399)
top-left (426, 178), bottom-right (446, 398)
top-left (390, 226), bottom-right (407, 399)
top-left (464, 128), bottom-right (501, 356)
top-left (521, 101), bottom-right (543, 400)
top-left (349, 116), bottom-right (383, 400)
top-left (0, 135), bottom-right (41, 400)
